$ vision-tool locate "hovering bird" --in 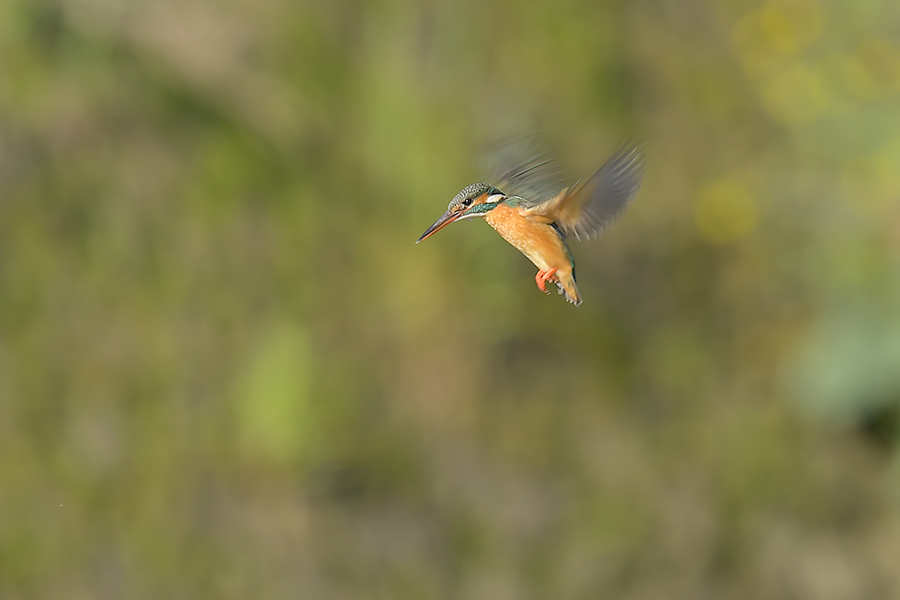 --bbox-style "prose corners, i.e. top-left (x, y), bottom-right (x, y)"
top-left (416, 138), bottom-right (645, 306)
